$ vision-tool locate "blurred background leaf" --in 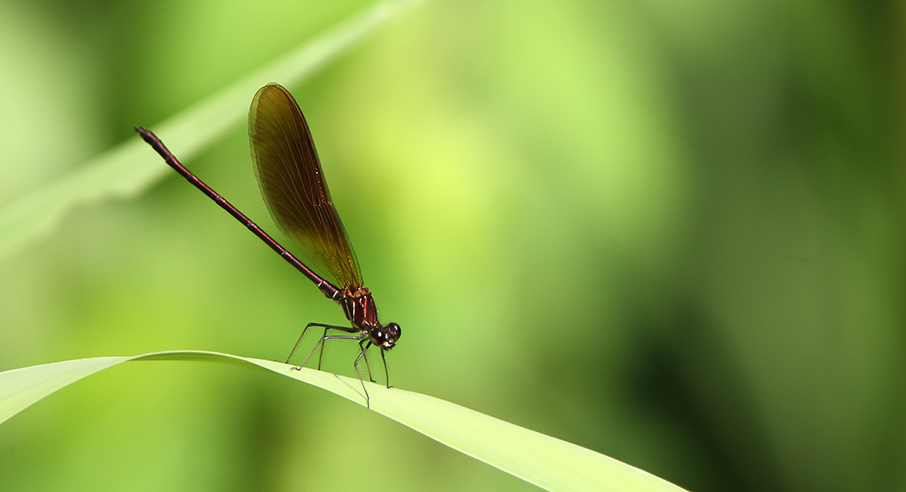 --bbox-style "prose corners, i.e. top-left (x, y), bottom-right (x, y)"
top-left (0, 0), bottom-right (415, 260)
top-left (0, 0), bottom-right (904, 491)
